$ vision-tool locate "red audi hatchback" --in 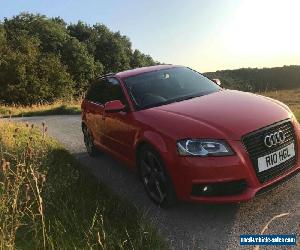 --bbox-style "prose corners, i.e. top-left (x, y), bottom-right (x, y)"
top-left (81, 65), bottom-right (300, 207)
